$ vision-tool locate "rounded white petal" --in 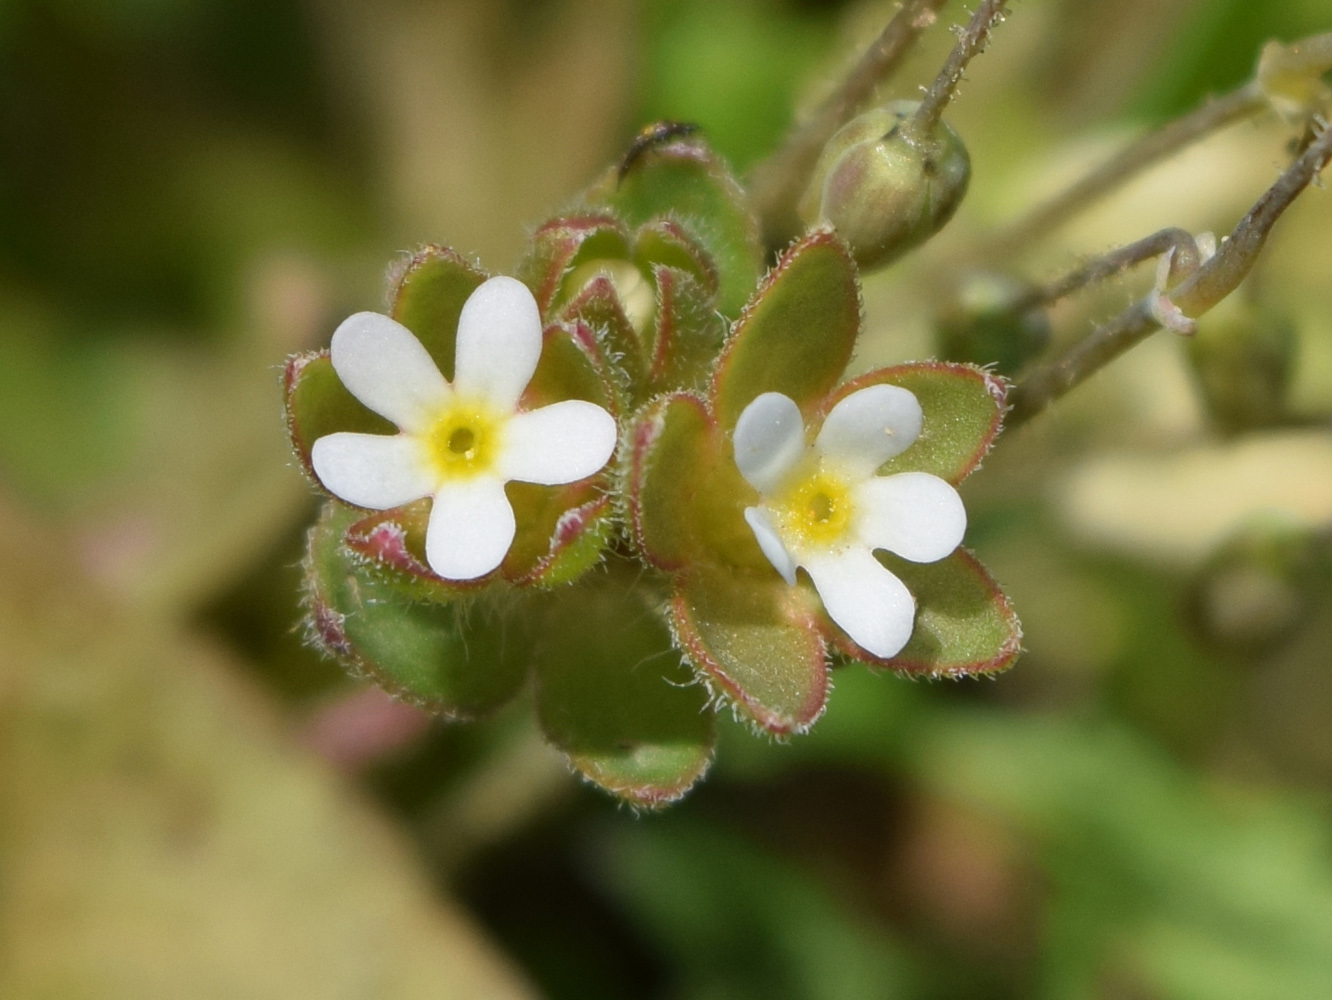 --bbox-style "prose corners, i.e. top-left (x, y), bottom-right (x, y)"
top-left (453, 276), bottom-right (543, 411)
top-left (815, 384), bottom-right (923, 477)
top-left (424, 476), bottom-right (516, 581)
top-left (854, 472), bottom-right (966, 563)
top-left (733, 391), bottom-right (806, 495)
top-left (329, 312), bottom-right (451, 433)
top-left (310, 432), bottom-right (434, 509)
top-left (744, 506), bottom-right (798, 585)
top-left (498, 400), bottom-right (617, 486)
top-left (802, 547), bottom-right (915, 659)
